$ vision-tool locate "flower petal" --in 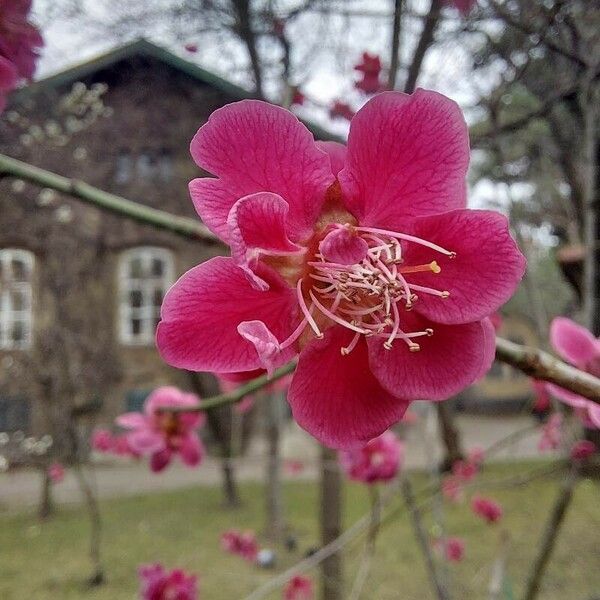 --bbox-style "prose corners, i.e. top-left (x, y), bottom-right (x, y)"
top-left (368, 315), bottom-right (494, 401)
top-left (339, 90), bottom-right (469, 225)
top-left (319, 227), bottom-right (369, 265)
top-left (402, 210), bottom-right (526, 324)
top-left (150, 449), bottom-right (172, 472)
top-left (126, 430), bottom-right (165, 455)
top-left (227, 192), bottom-right (304, 290)
top-left (179, 433), bottom-right (204, 467)
top-left (237, 320), bottom-right (296, 374)
top-left (550, 317), bottom-right (598, 368)
top-left (157, 257), bottom-right (299, 372)
top-left (115, 412), bottom-right (148, 430)
top-left (546, 383), bottom-right (590, 409)
top-left (288, 326), bottom-right (409, 449)
top-left (190, 100), bottom-right (334, 242)
top-left (316, 141), bottom-right (347, 176)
